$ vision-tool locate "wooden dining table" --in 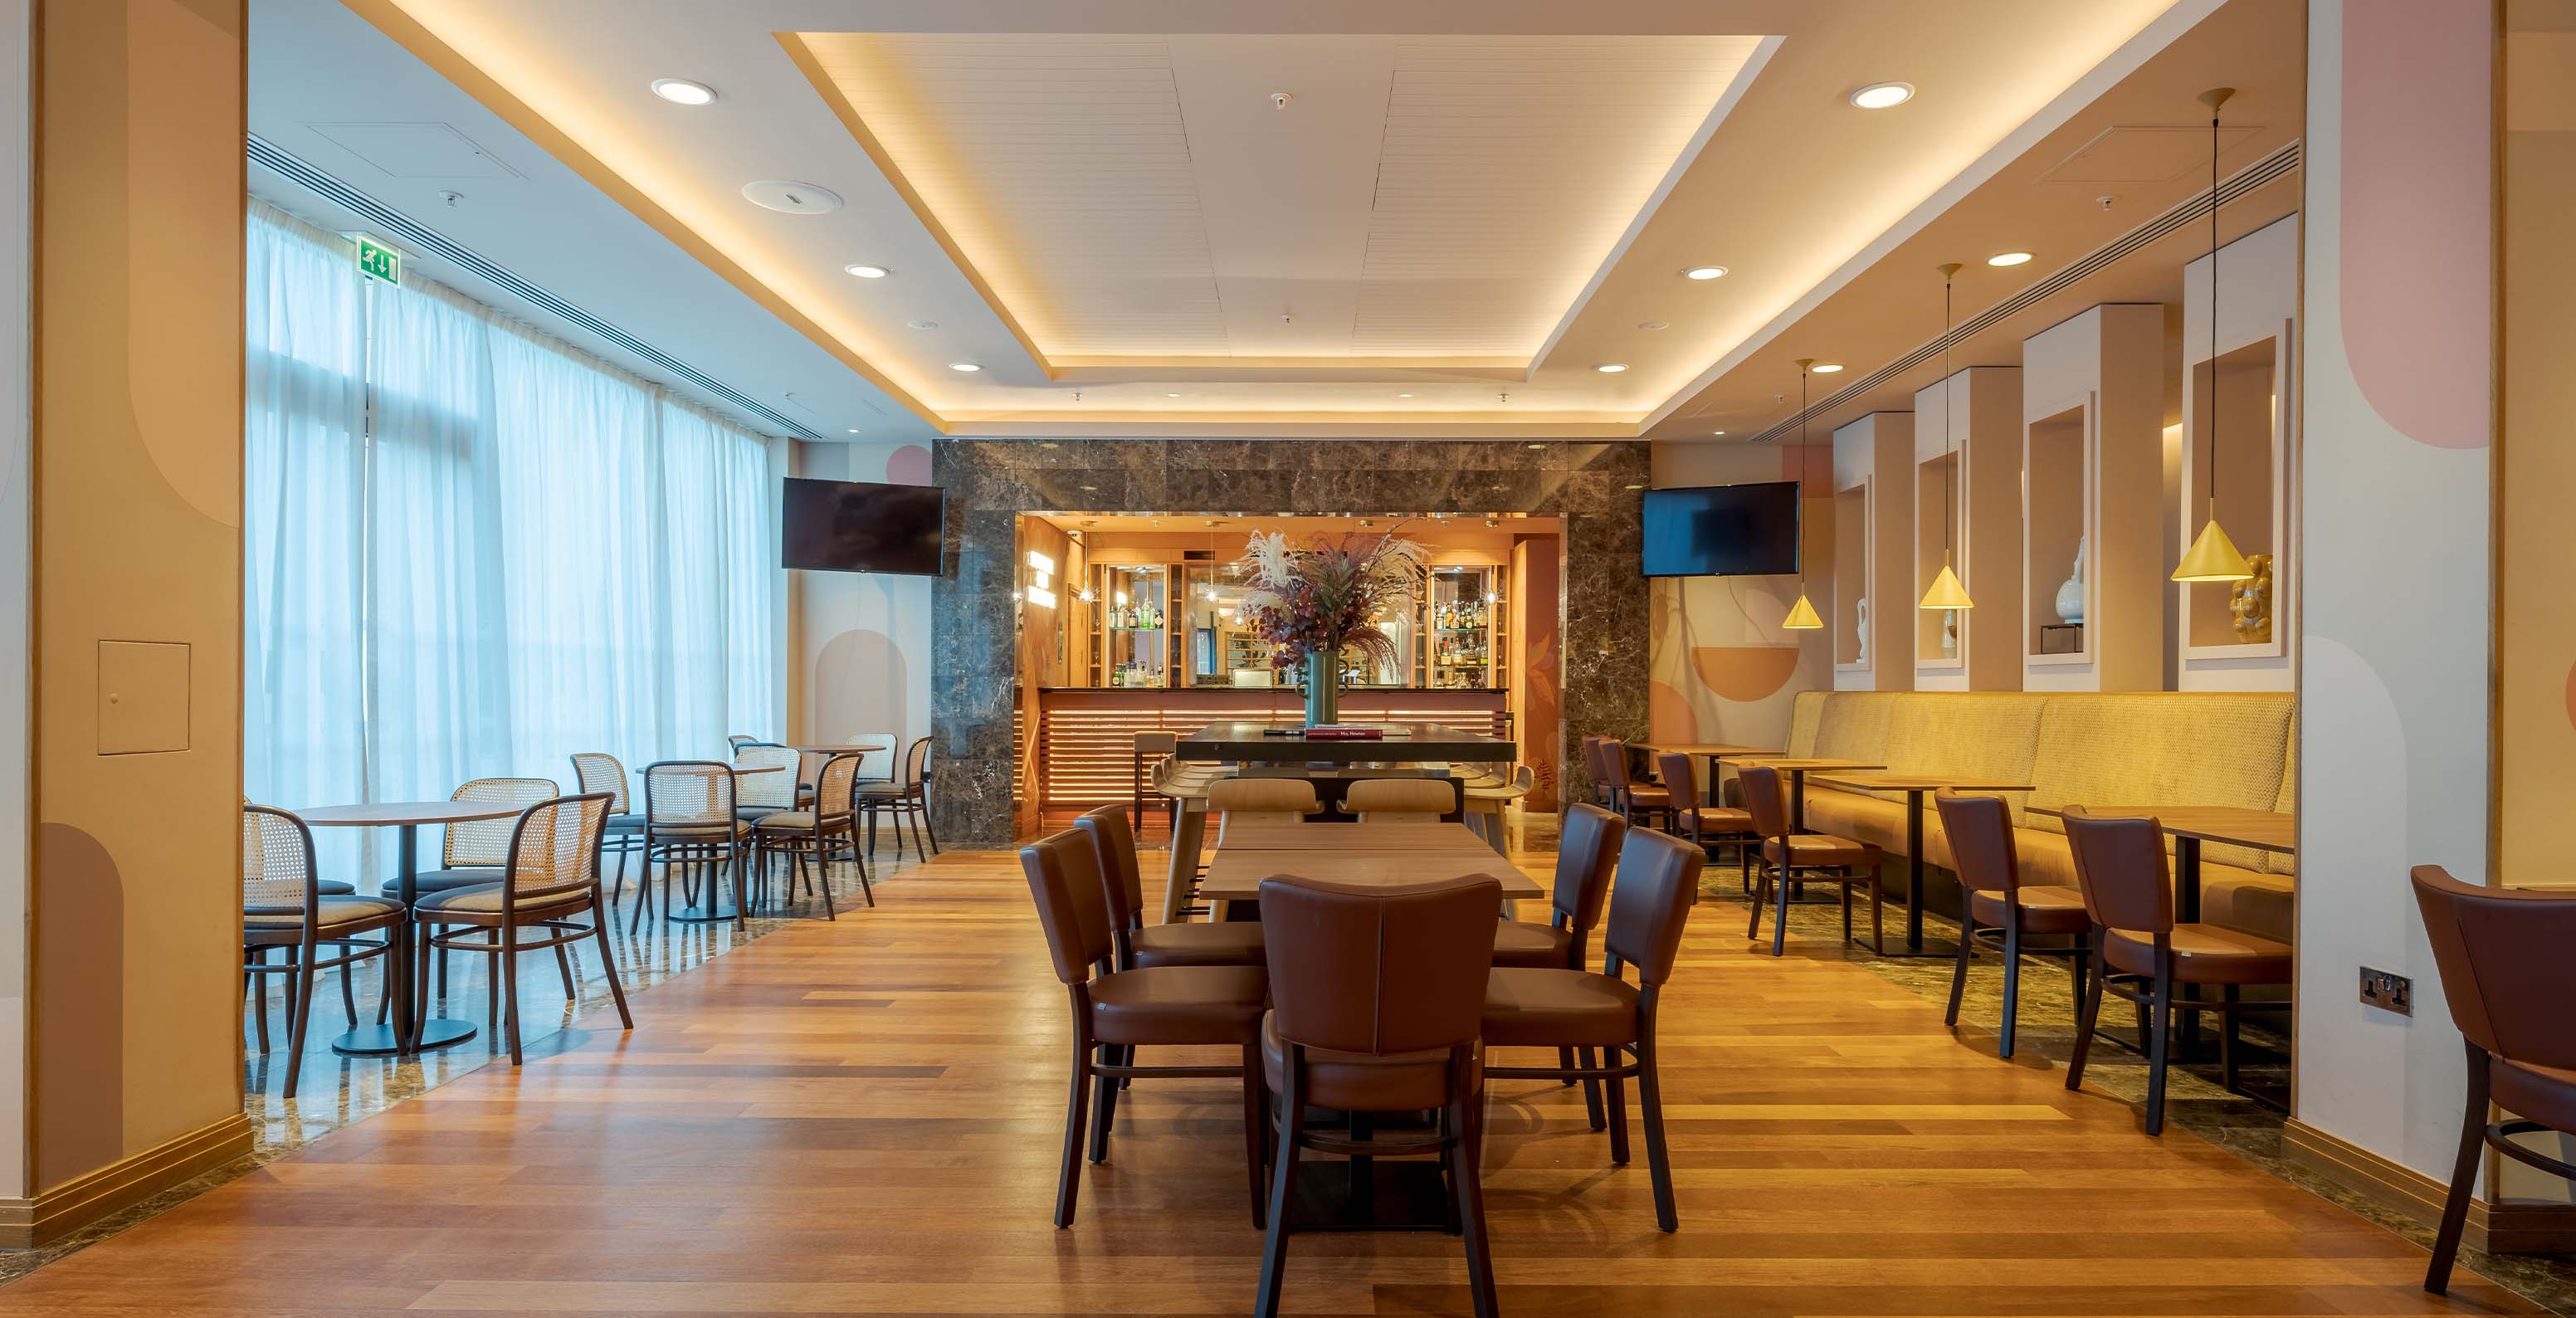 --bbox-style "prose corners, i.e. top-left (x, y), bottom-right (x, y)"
top-left (1198, 820), bottom-right (1543, 905)
top-left (296, 799), bottom-right (523, 1057)
top-left (1815, 772), bottom-right (2035, 958)
top-left (2024, 803), bottom-right (2295, 923)
top-left (1634, 742), bottom-right (1781, 807)
top-left (1735, 757), bottom-right (1886, 832)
